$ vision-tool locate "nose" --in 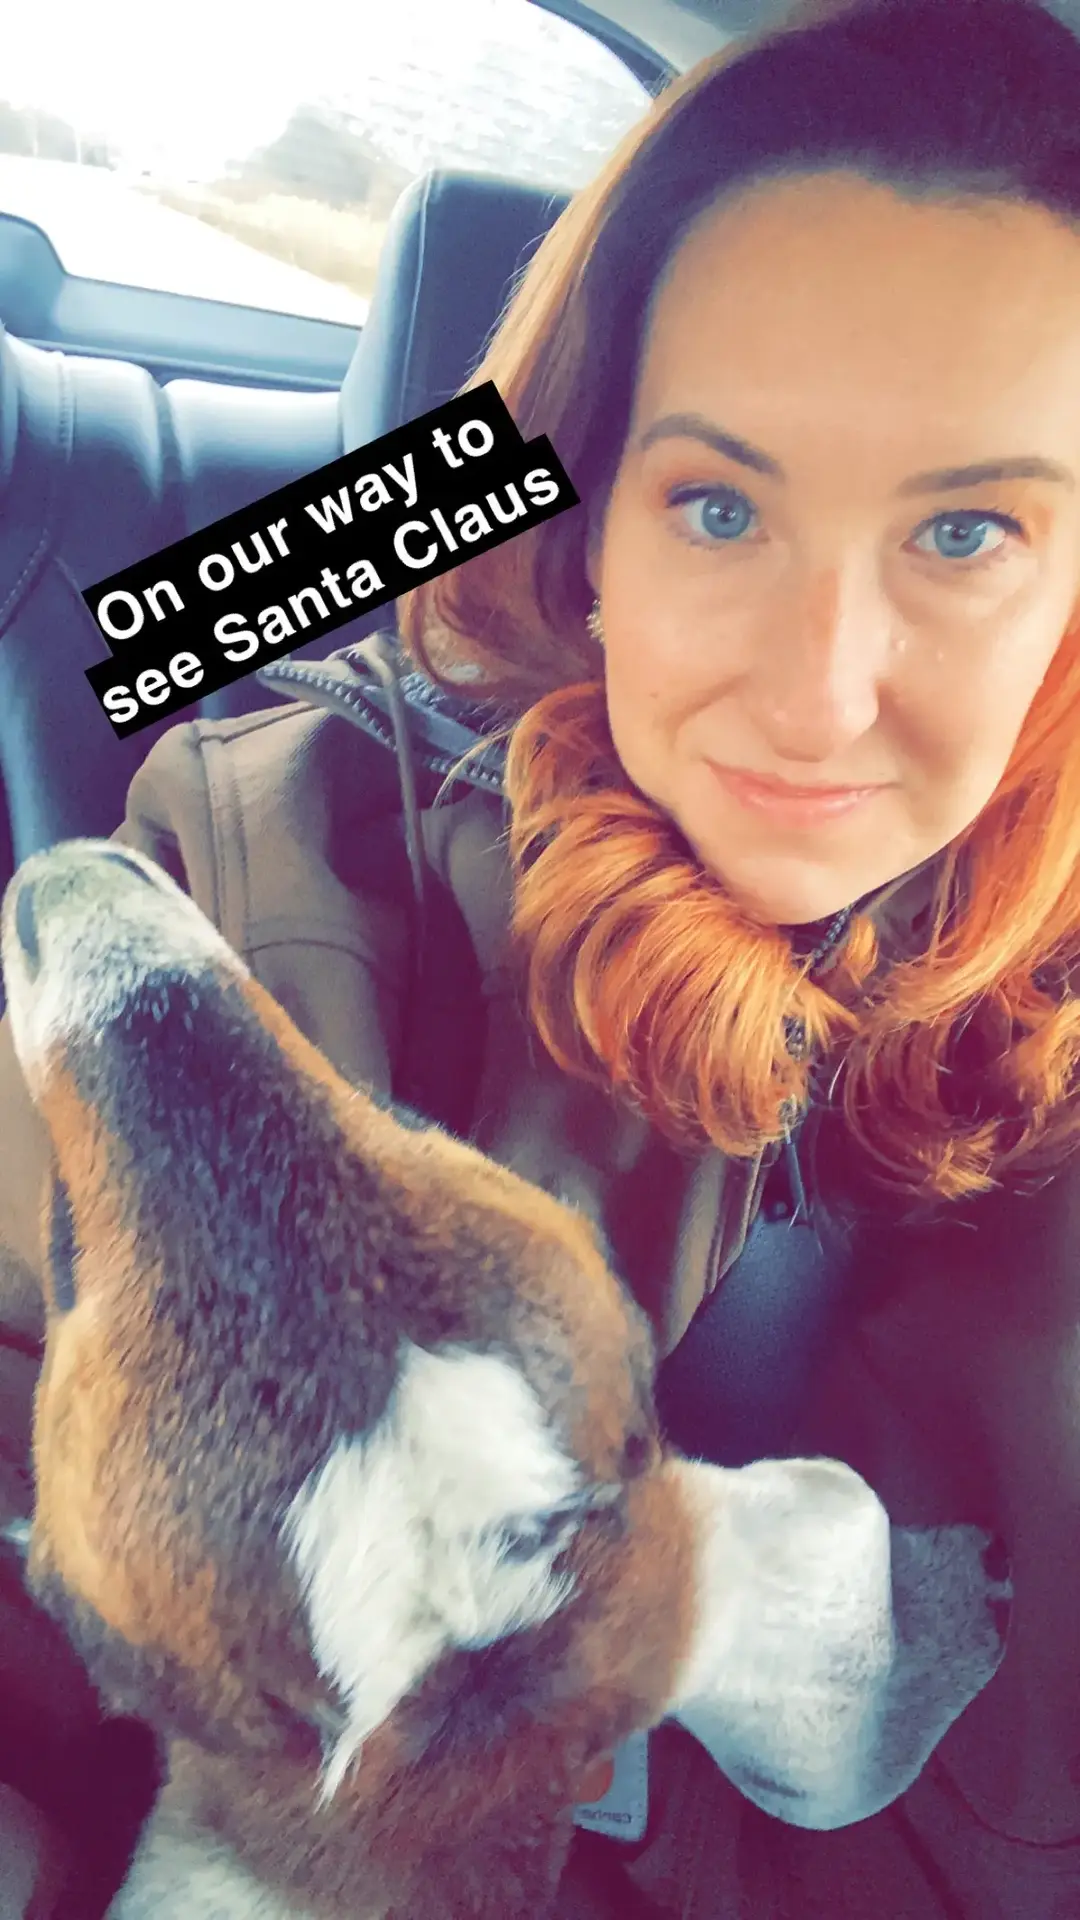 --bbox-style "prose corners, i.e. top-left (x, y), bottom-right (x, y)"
top-left (12, 847), bottom-right (161, 978)
top-left (745, 563), bottom-right (889, 764)
top-left (2, 840), bottom-right (247, 1106)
